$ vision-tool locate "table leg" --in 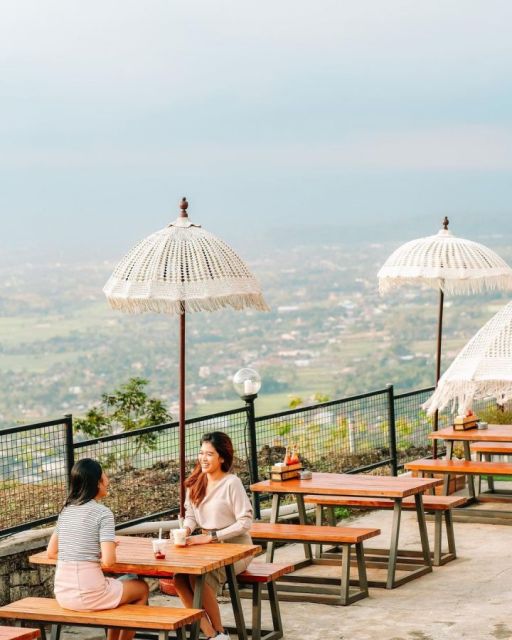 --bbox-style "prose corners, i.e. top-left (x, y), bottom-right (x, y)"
top-left (443, 441), bottom-right (454, 495)
top-left (266, 493), bottom-right (281, 562)
top-left (225, 563), bottom-right (248, 640)
top-left (296, 494), bottom-right (313, 561)
top-left (386, 498), bottom-right (402, 589)
top-left (463, 441), bottom-right (476, 499)
top-left (190, 574), bottom-right (205, 640)
top-left (415, 493), bottom-right (432, 568)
